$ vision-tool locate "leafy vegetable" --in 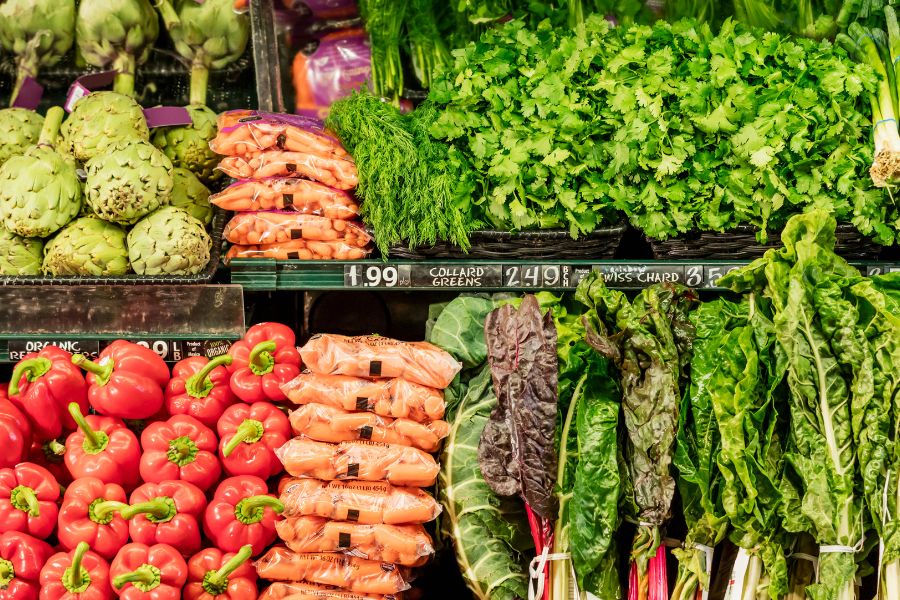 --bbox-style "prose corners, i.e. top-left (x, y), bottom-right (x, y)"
top-left (358, 0), bottom-right (406, 102)
top-left (405, 0), bottom-right (451, 89)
